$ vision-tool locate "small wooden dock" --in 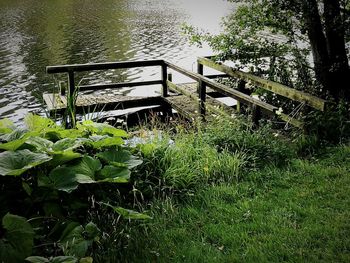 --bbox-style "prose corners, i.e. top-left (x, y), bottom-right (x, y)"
top-left (45, 57), bottom-right (327, 128)
top-left (43, 93), bottom-right (161, 113)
